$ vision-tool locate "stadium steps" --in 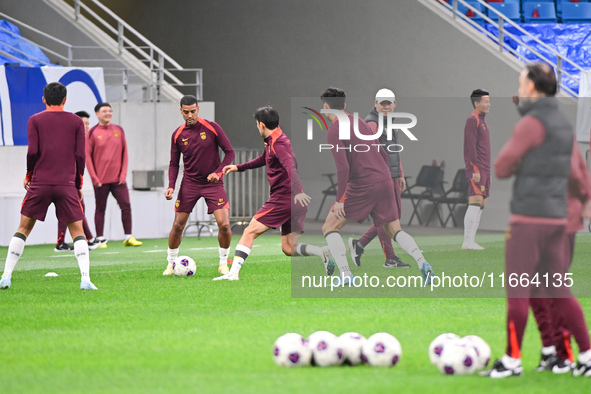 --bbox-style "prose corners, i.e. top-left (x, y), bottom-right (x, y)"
top-left (42, 0), bottom-right (191, 103)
